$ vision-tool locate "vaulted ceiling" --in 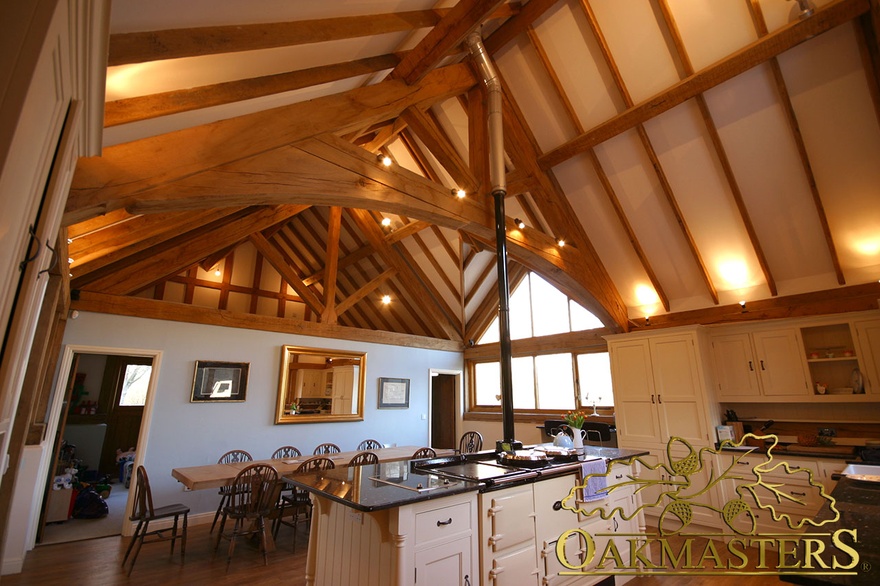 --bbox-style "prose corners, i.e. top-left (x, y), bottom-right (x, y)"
top-left (65, 0), bottom-right (880, 347)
